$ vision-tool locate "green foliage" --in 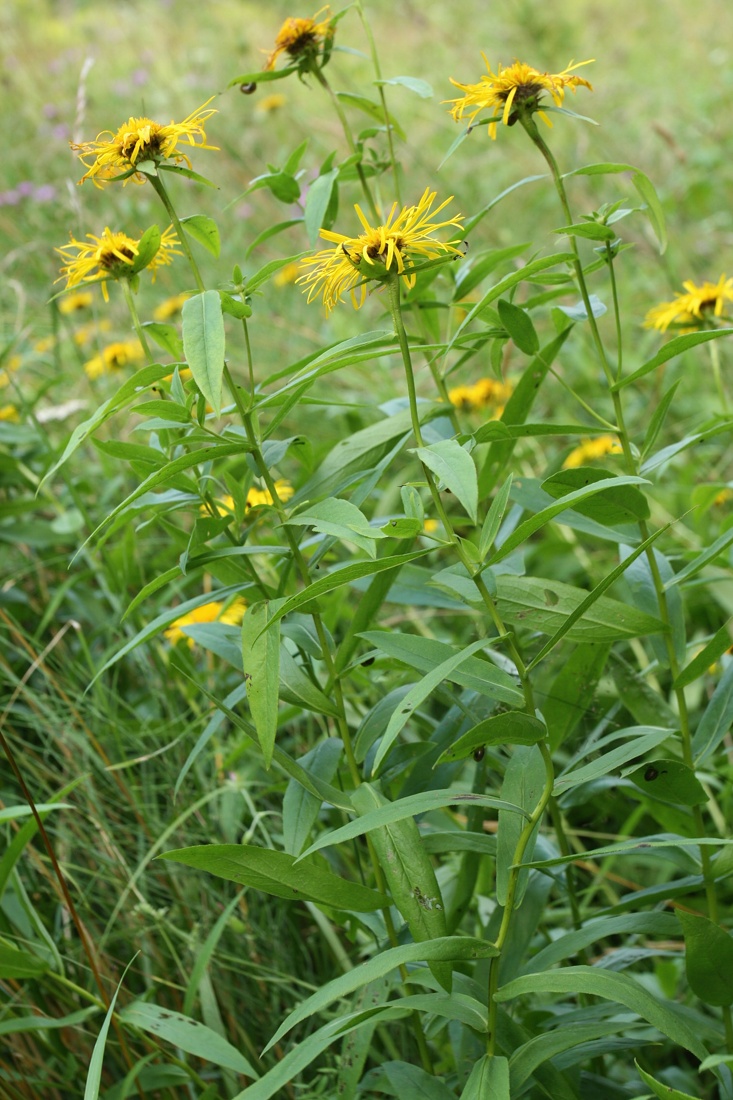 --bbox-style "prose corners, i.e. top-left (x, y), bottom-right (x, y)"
top-left (3, 1), bottom-right (733, 1097)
